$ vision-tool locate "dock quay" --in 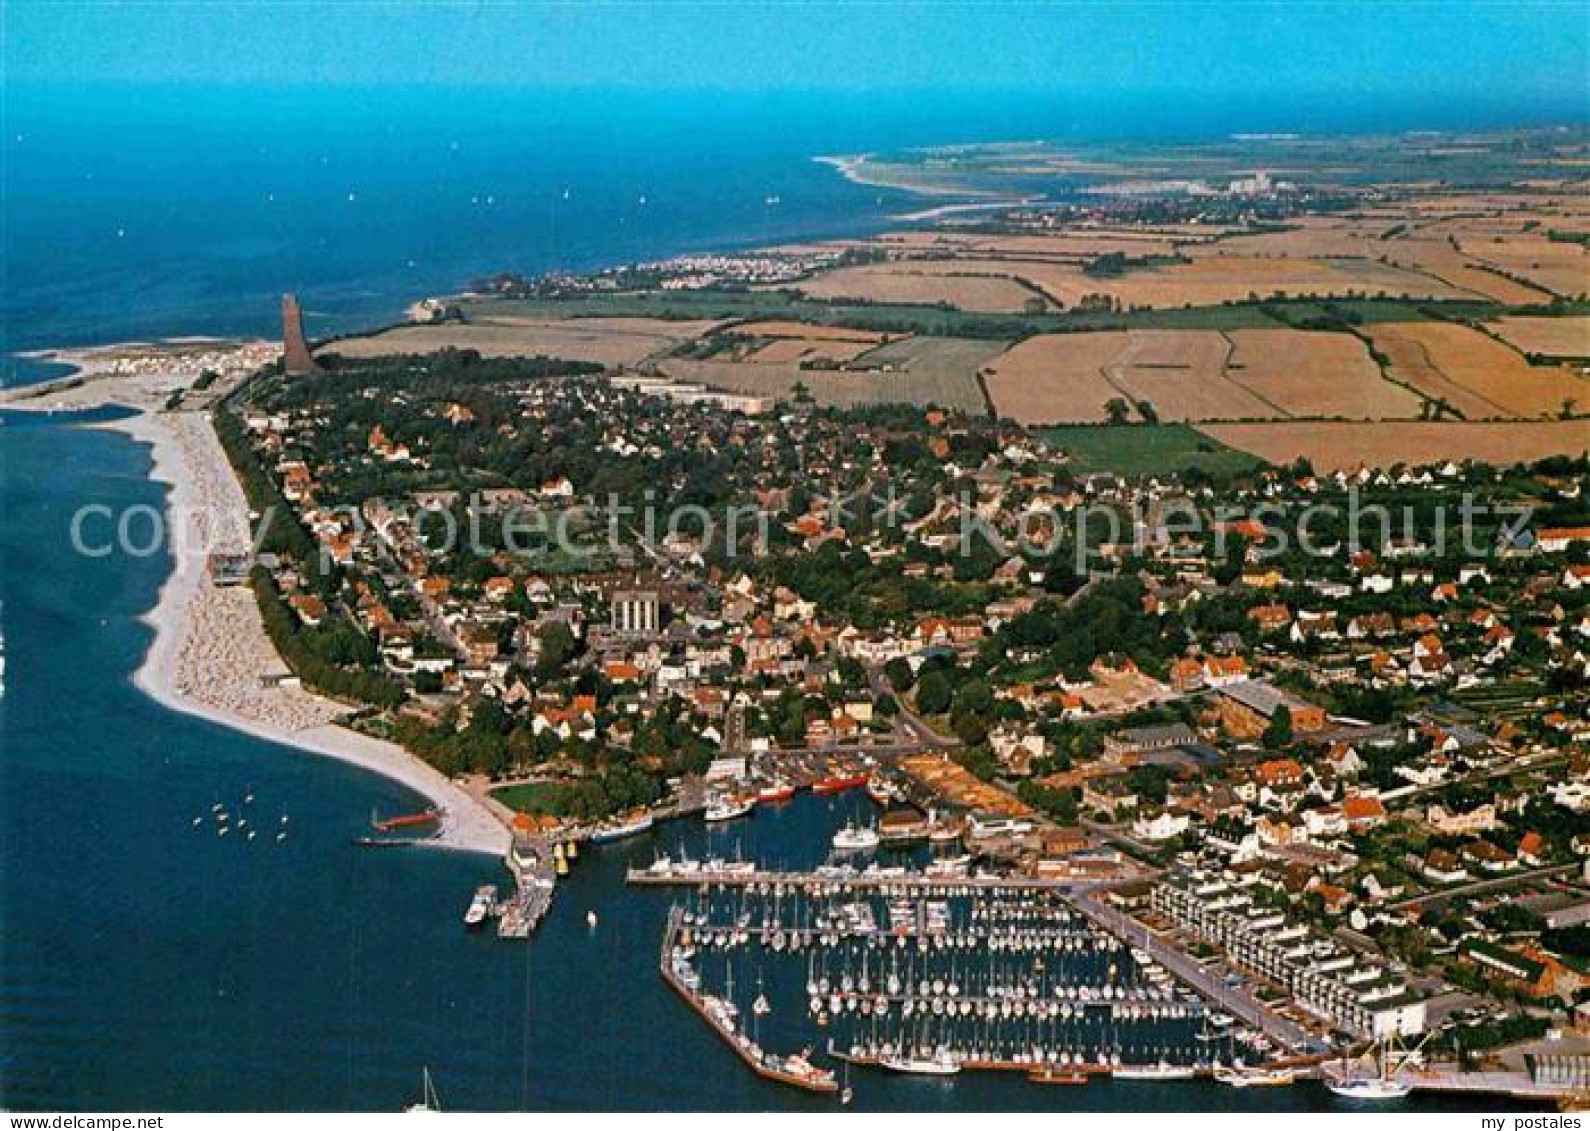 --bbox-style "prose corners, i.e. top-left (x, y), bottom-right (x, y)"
top-left (497, 833), bottom-right (557, 938)
top-left (1396, 1067), bottom-right (1588, 1104)
top-left (1070, 889), bottom-right (1329, 1056)
top-left (828, 1044), bottom-right (1127, 1078)
top-left (628, 864), bottom-right (1092, 894)
top-left (659, 907), bottom-right (839, 1095)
